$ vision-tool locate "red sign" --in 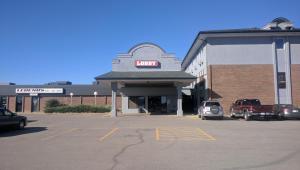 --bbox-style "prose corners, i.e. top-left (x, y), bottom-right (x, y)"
top-left (135, 60), bottom-right (159, 67)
